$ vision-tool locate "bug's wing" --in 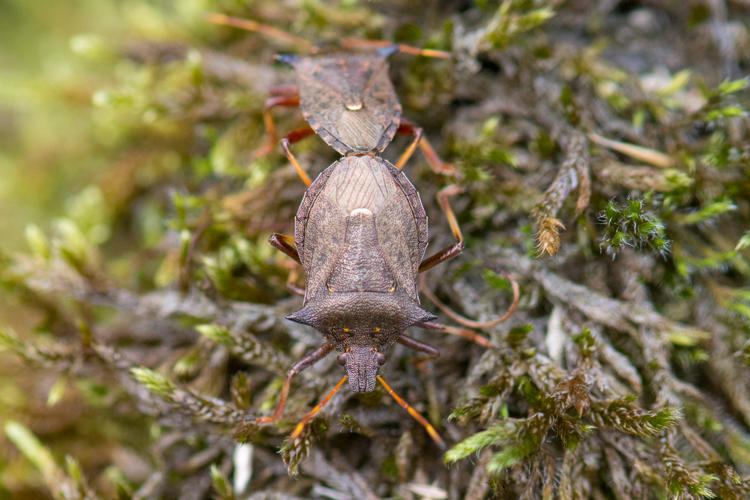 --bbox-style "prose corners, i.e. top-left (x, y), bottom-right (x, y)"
top-left (371, 158), bottom-right (428, 302)
top-left (294, 55), bottom-right (400, 155)
top-left (295, 161), bottom-right (346, 302)
top-left (296, 157), bottom-right (393, 300)
top-left (295, 157), bottom-right (427, 303)
top-left (362, 57), bottom-right (401, 152)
